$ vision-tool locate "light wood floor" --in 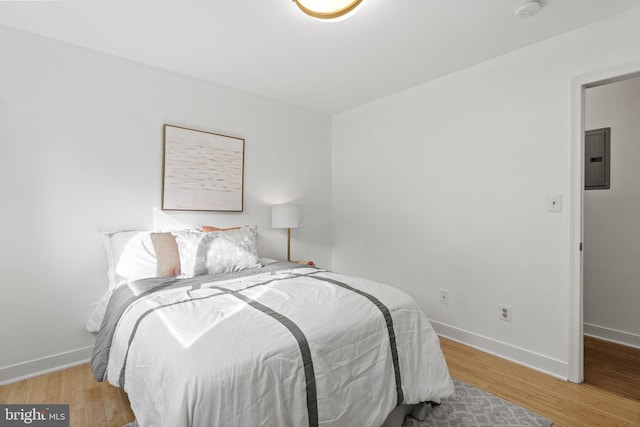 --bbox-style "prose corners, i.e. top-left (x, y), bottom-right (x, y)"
top-left (584, 335), bottom-right (640, 402)
top-left (1, 337), bottom-right (639, 426)
top-left (0, 364), bottom-right (134, 427)
top-left (442, 337), bottom-right (640, 427)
